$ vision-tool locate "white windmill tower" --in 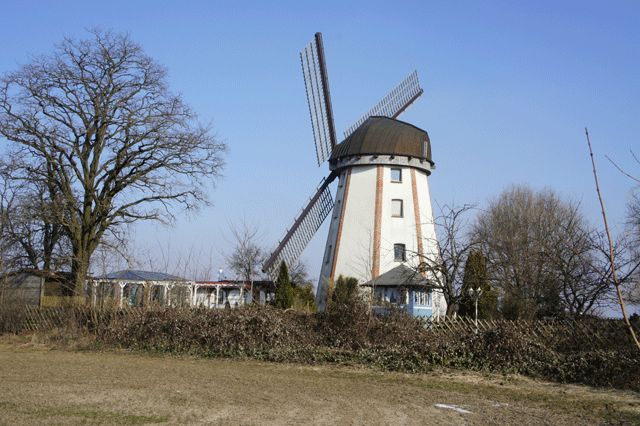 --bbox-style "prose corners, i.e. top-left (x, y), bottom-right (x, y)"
top-left (263, 33), bottom-right (445, 313)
